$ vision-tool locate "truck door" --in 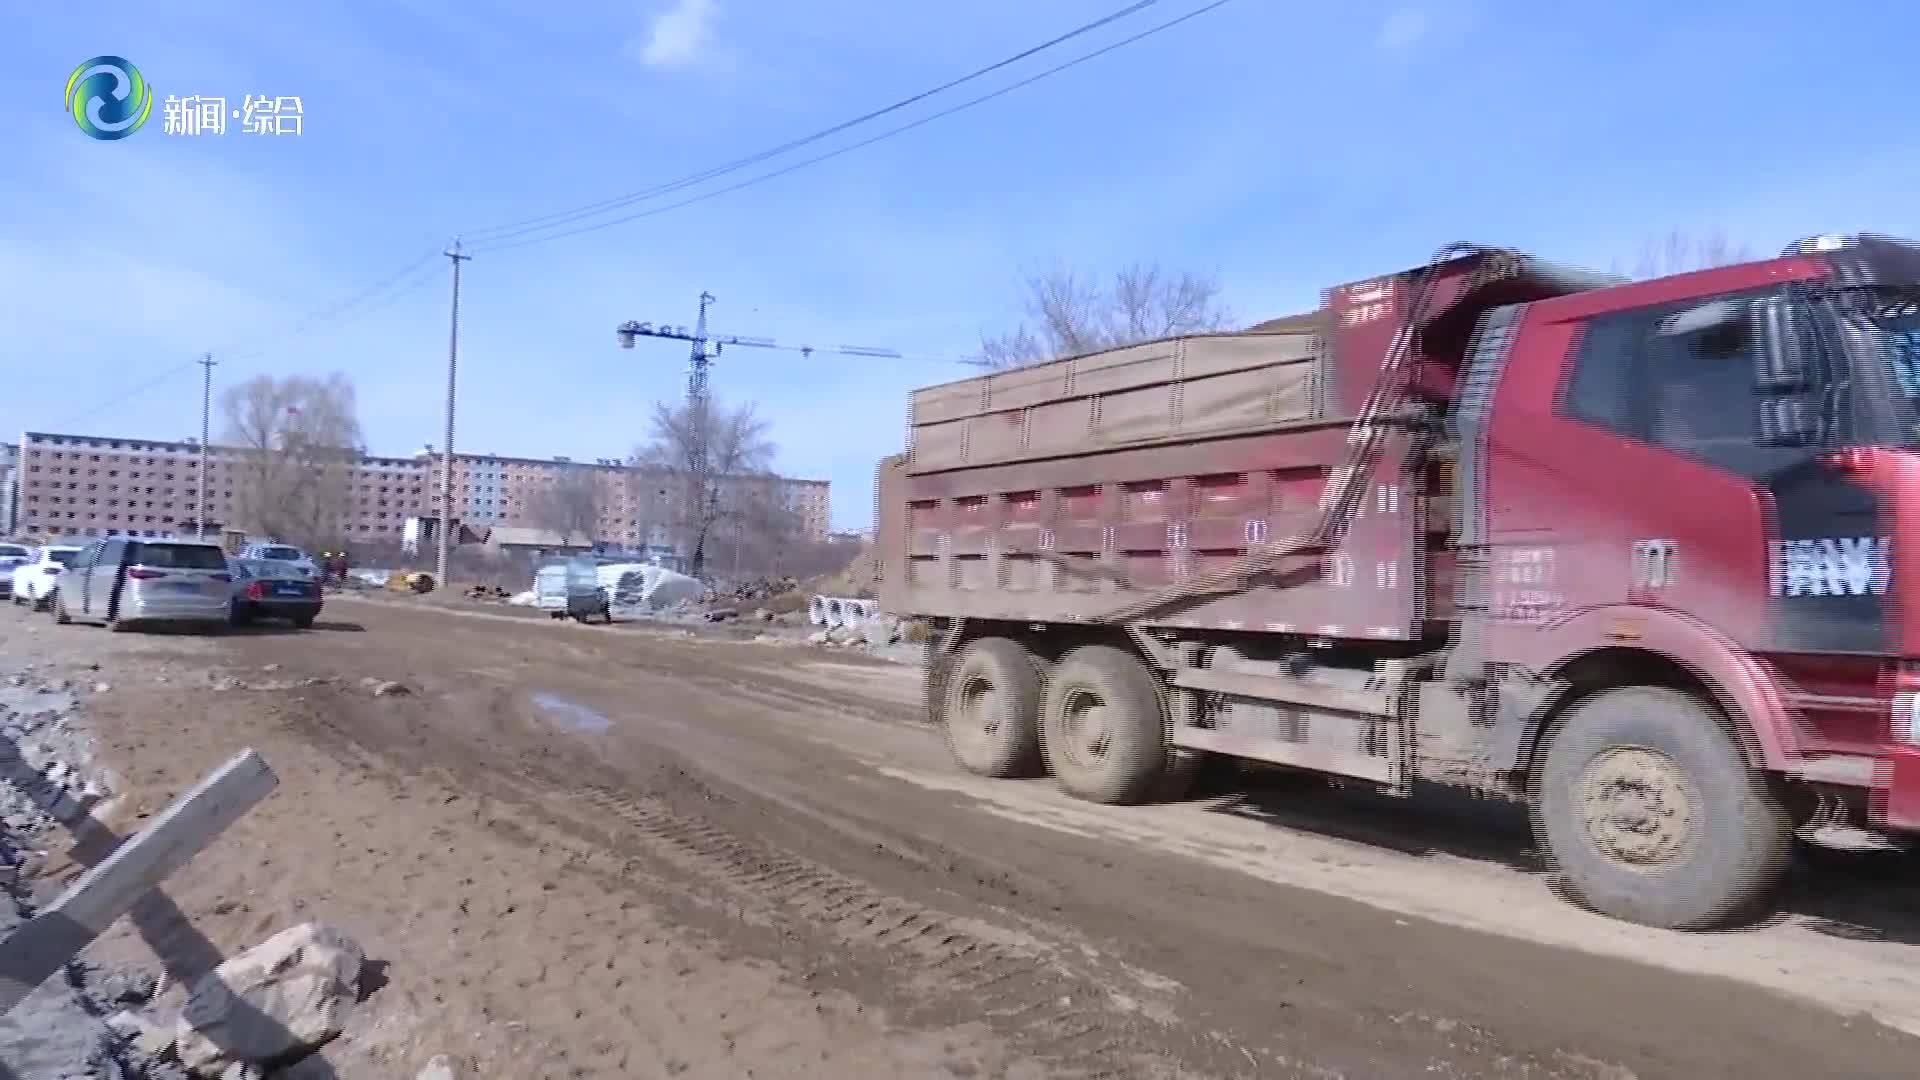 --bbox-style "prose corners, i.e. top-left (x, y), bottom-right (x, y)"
top-left (1487, 287), bottom-right (1818, 652)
